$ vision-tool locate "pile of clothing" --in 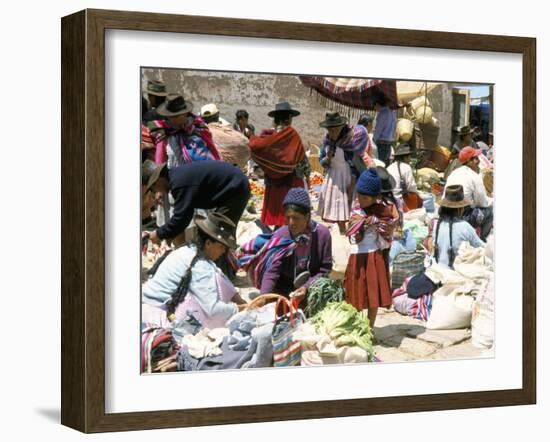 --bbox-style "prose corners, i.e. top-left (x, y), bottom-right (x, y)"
top-left (176, 303), bottom-right (277, 371)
